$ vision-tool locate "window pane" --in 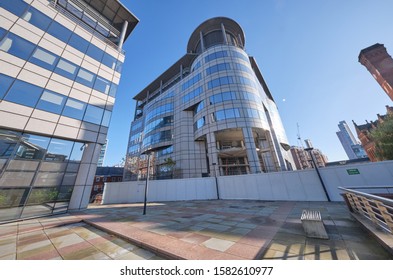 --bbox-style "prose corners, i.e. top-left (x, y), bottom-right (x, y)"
top-left (67, 2), bottom-right (83, 18)
top-left (47, 21), bottom-right (72, 43)
top-left (76, 68), bottom-right (96, 87)
top-left (29, 47), bottom-right (58, 71)
top-left (101, 110), bottom-right (111, 127)
top-left (94, 76), bottom-right (111, 94)
top-left (22, 7), bottom-right (51, 31)
top-left (115, 61), bottom-right (123, 73)
top-left (0, 73), bottom-right (14, 100)
top-left (68, 33), bottom-right (89, 53)
top-left (0, 27), bottom-right (6, 41)
top-left (4, 80), bottom-right (43, 107)
top-left (83, 105), bottom-right (104, 125)
top-left (102, 53), bottom-right (116, 69)
top-left (1, 0), bottom-right (28, 17)
top-left (63, 98), bottom-right (86, 120)
top-left (69, 142), bottom-right (84, 162)
top-left (55, 59), bottom-right (78, 80)
top-left (0, 33), bottom-right (35, 60)
top-left (86, 44), bottom-right (104, 62)
top-left (108, 83), bottom-right (118, 97)
top-left (36, 90), bottom-right (66, 114)
top-left (0, 130), bottom-right (20, 159)
top-left (16, 134), bottom-right (50, 160)
top-left (45, 138), bottom-right (74, 161)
